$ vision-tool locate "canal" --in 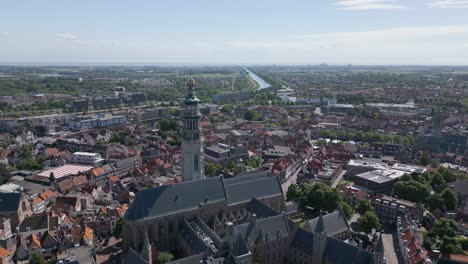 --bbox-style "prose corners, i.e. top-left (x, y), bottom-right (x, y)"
top-left (244, 68), bottom-right (271, 89)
